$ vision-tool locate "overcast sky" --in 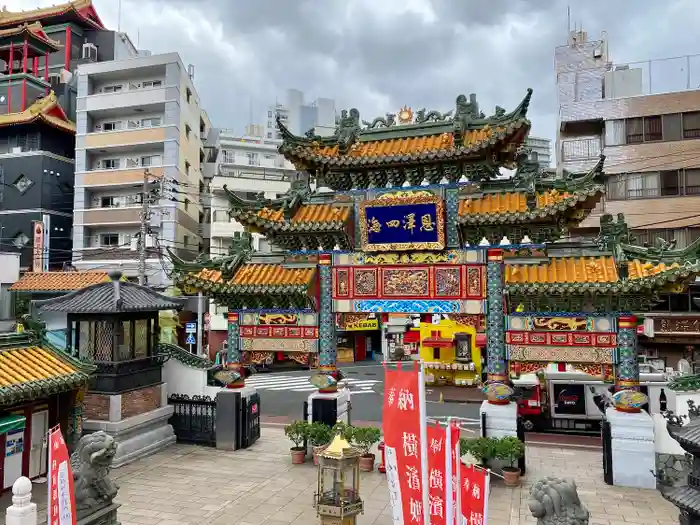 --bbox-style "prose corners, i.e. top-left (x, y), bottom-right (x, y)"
top-left (13, 0), bottom-right (700, 143)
